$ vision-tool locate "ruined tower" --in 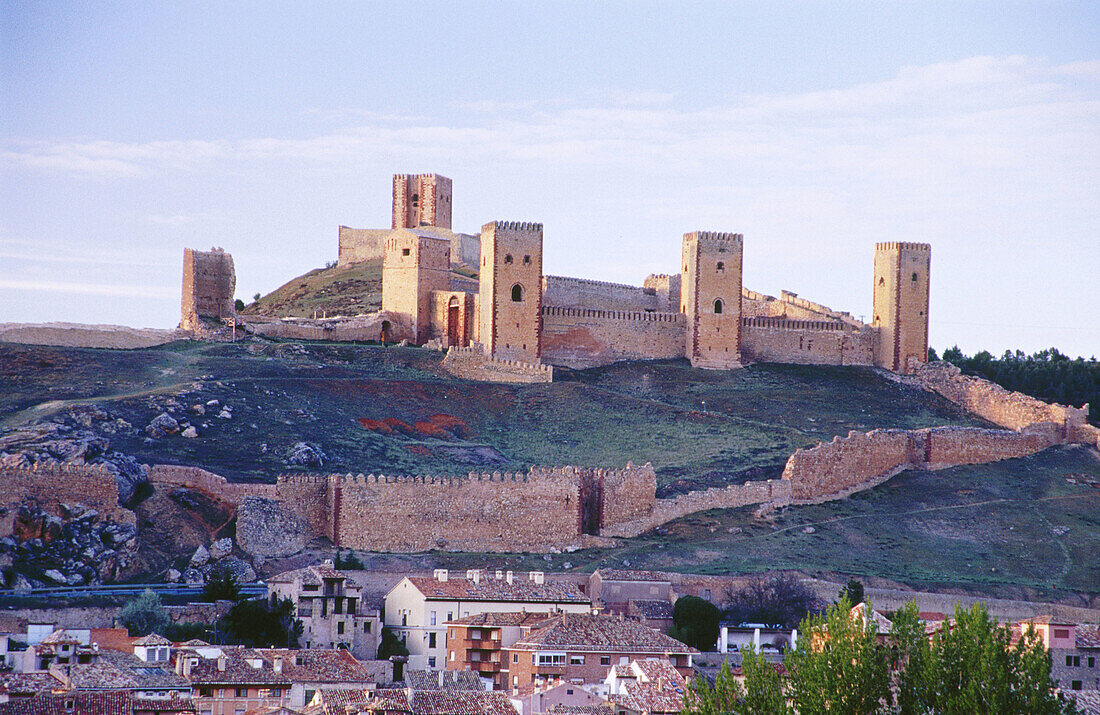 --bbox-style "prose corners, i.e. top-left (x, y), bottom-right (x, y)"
top-left (478, 221), bottom-right (543, 363)
top-left (392, 173), bottom-right (452, 230)
top-left (381, 229), bottom-right (451, 343)
top-left (181, 247), bottom-right (236, 331)
top-left (681, 231), bottom-right (743, 369)
top-left (872, 242), bottom-right (931, 374)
